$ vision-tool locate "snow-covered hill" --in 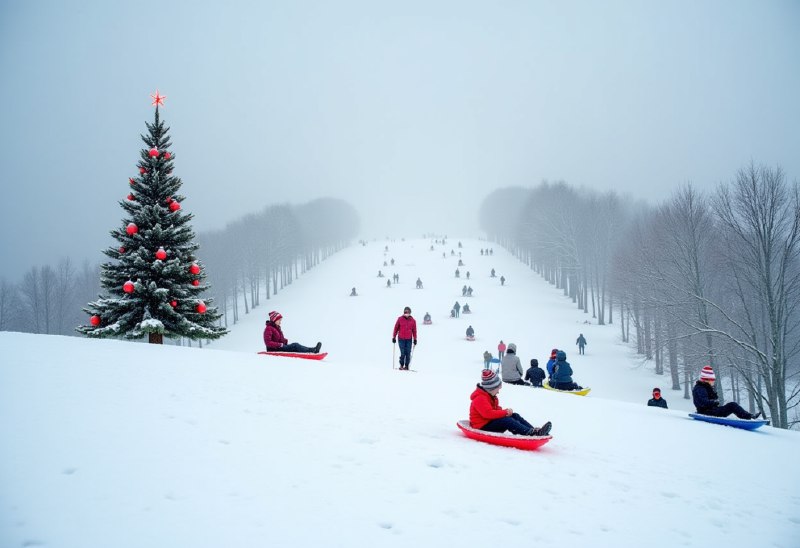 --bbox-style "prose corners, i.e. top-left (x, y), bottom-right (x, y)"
top-left (1, 238), bottom-right (799, 548)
